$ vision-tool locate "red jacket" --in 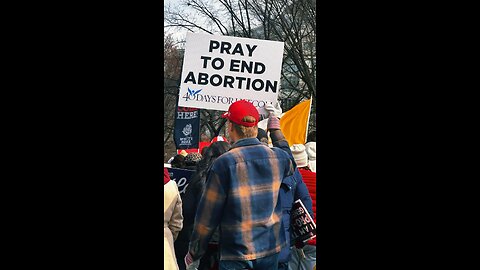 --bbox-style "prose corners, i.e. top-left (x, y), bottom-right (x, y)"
top-left (299, 168), bottom-right (316, 246)
top-left (164, 168), bottom-right (171, 185)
